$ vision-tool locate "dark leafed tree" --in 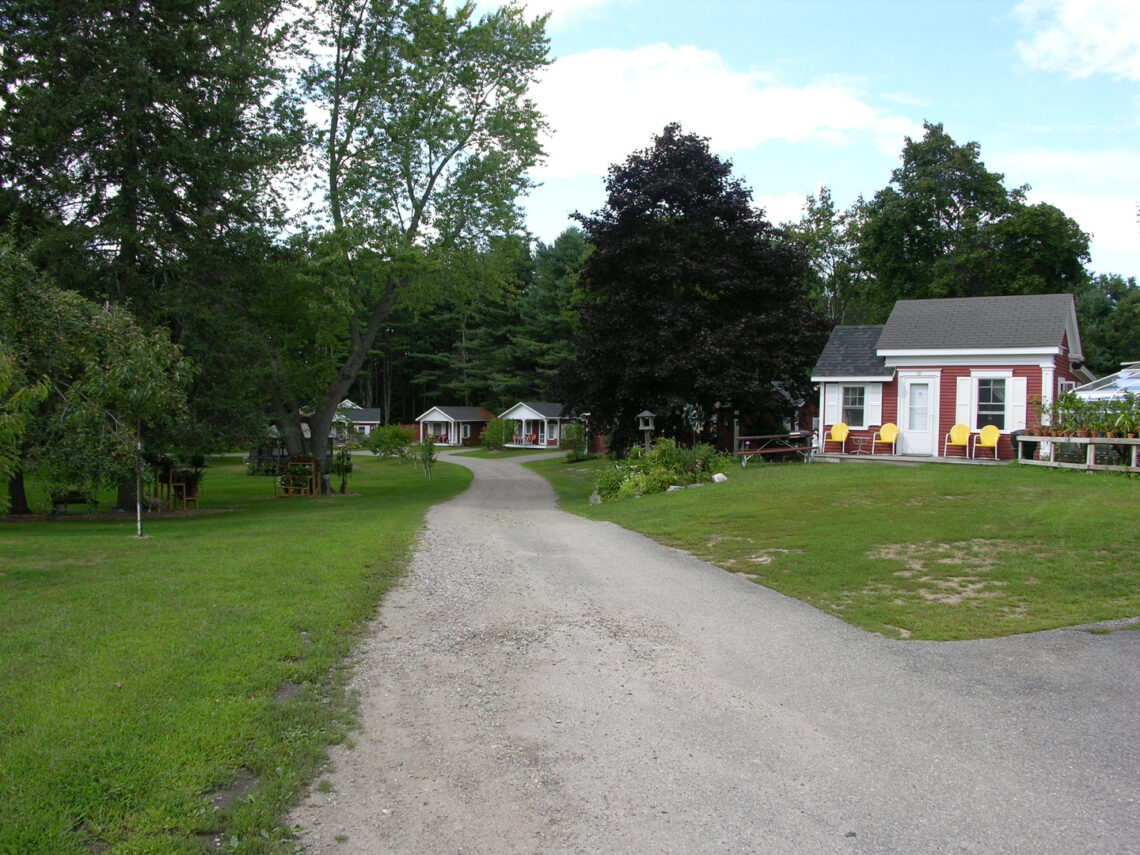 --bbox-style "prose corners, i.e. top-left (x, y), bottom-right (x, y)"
top-left (858, 122), bottom-right (1090, 320)
top-left (557, 124), bottom-right (827, 453)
